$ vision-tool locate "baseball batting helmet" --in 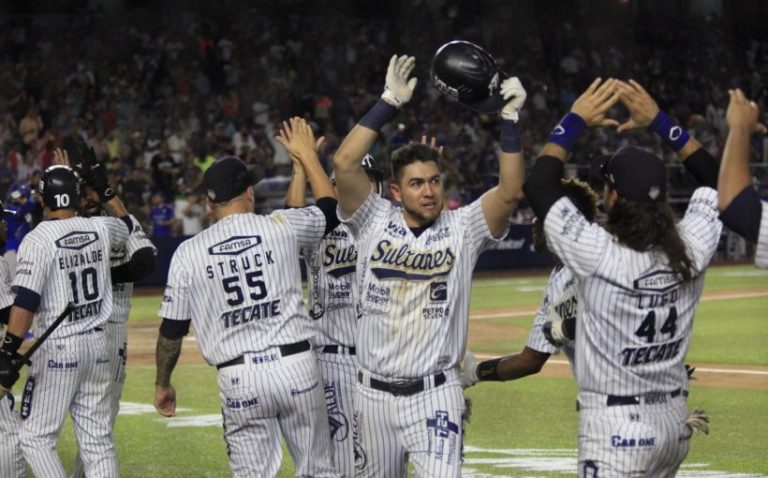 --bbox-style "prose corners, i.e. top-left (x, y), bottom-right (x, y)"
top-left (430, 40), bottom-right (507, 113)
top-left (40, 165), bottom-right (81, 211)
